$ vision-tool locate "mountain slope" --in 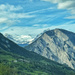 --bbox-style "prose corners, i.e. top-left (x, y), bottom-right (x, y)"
top-left (0, 33), bottom-right (43, 61)
top-left (1, 48), bottom-right (75, 75)
top-left (0, 33), bottom-right (75, 75)
top-left (25, 29), bottom-right (75, 69)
